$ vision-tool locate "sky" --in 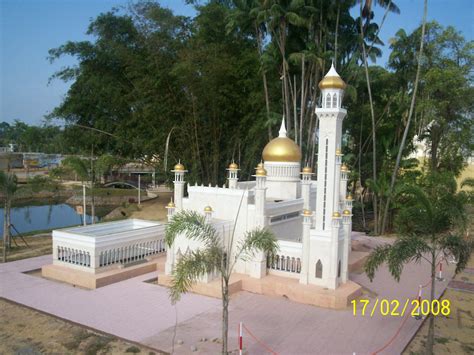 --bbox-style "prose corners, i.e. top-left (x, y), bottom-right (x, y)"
top-left (0, 0), bottom-right (473, 126)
